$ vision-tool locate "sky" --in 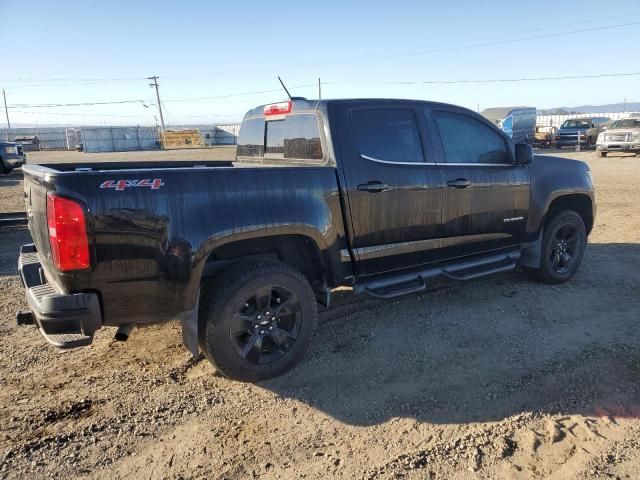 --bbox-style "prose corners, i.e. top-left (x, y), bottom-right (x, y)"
top-left (1, 0), bottom-right (639, 126)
